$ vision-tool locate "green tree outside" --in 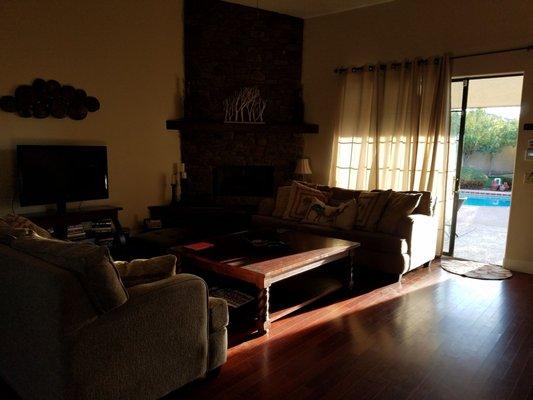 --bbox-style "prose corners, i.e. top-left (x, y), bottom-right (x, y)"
top-left (451, 108), bottom-right (518, 176)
